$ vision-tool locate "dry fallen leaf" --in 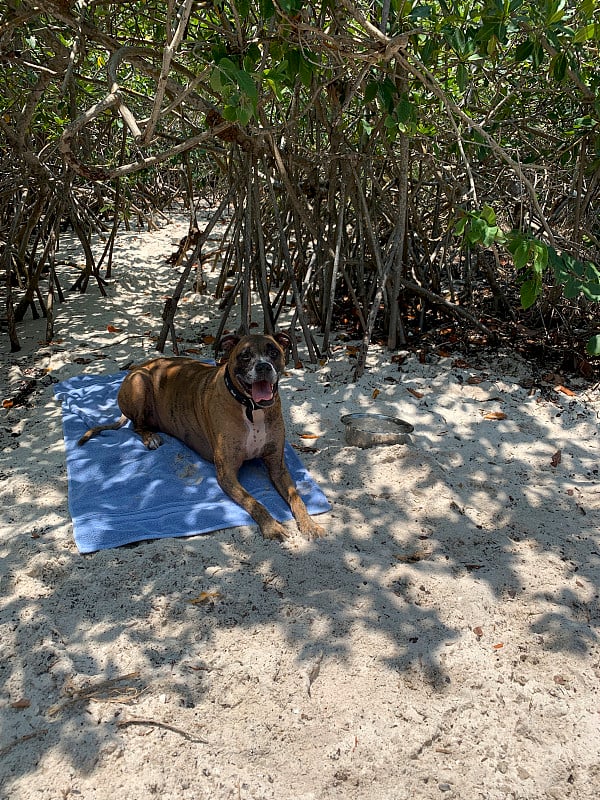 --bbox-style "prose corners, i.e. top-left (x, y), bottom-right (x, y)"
top-left (189, 591), bottom-right (223, 605)
top-left (406, 388), bottom-right (424, 399)
top-left (293, 444), bottom-right (318, 453)
top-left (2, 399), bottom-right (14, 409)
top-left (492, 642), bottom-right (504, 650)
top-left (10, 698), bottom-right (31, 709)
top-left (107, 324), bottom-right (122, 333)
top-left (394, 549), bottom-right (432, 563)
top-left (372, 388), bottom-right (380, 399)
top-left (305, 651), bottom-right (324, 697)
top-left (555, 385), bottom-right (576, 397)
top-left (473, 626), bottom-right (484, 638)
top-left (467, 375), bottom-right (484, 385)
top-left (551, 450), bottom-right (562, 468)
top-left (299, 433), bottom-right (319, 440)
top-left (483, 411), bottom-right (507, 420)
top-left (553, 674), bottom-right (568, 685)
